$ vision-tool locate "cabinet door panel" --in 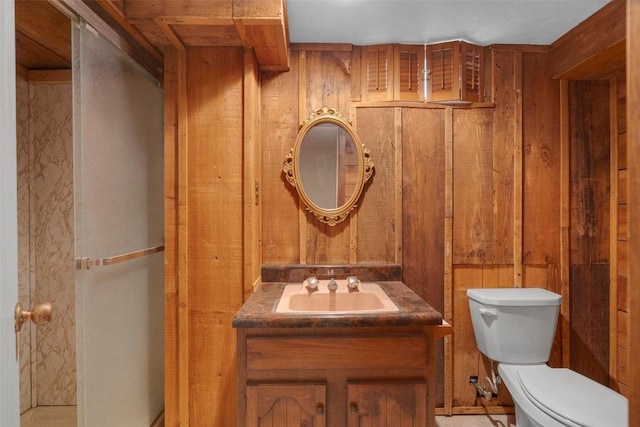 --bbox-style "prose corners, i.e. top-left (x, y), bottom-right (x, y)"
top-left (247, 383), bottom-right (326, 427)
top-left (347, 381), bottom-right (427, 427)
